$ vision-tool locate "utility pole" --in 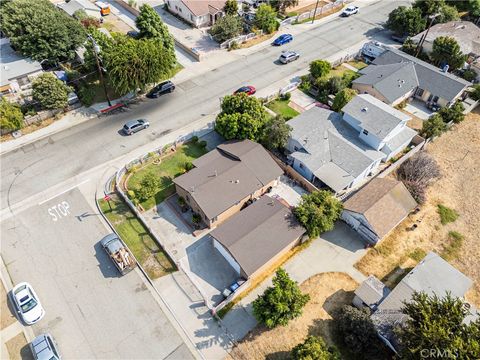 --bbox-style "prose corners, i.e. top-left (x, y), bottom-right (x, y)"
top-left (415, 13), bottom-right (439, 58)
top-left (87, 34), bottom-right (112, 107)
top-left (311, 0), bottom-right (320, 24)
